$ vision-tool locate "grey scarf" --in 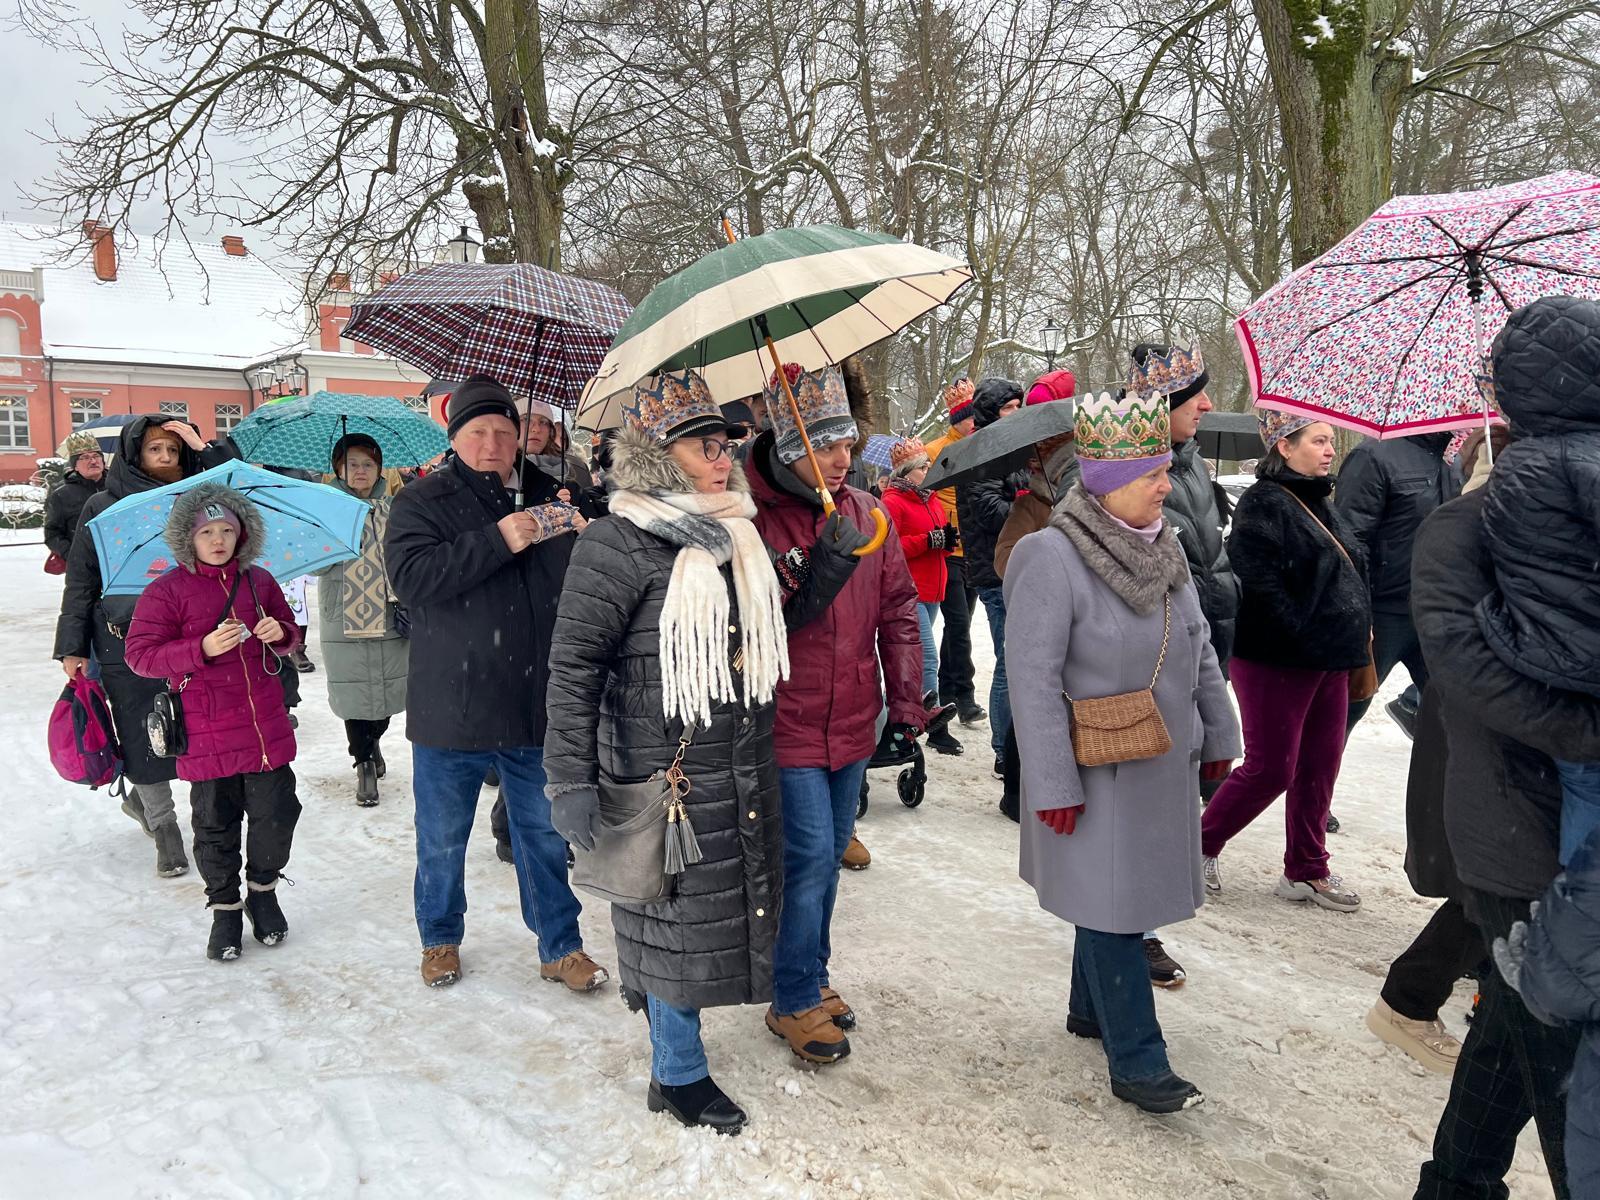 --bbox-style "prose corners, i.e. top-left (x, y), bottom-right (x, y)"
top-left (1048, 483), bottom-right (1190, 615)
